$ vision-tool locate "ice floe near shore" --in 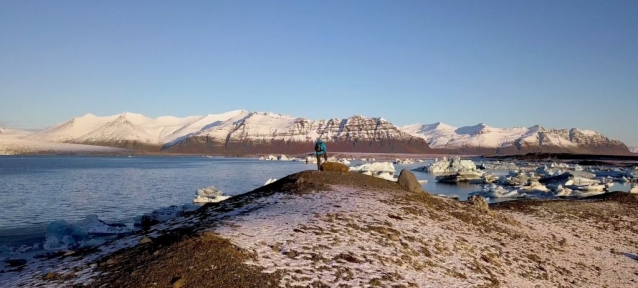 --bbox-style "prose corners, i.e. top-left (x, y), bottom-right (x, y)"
top-left (349, 162), bottom-right (396, 181)
top-left (43, 215), bottom-right (132, 251)
top-left (192, 186), bottom-right (232, 204)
